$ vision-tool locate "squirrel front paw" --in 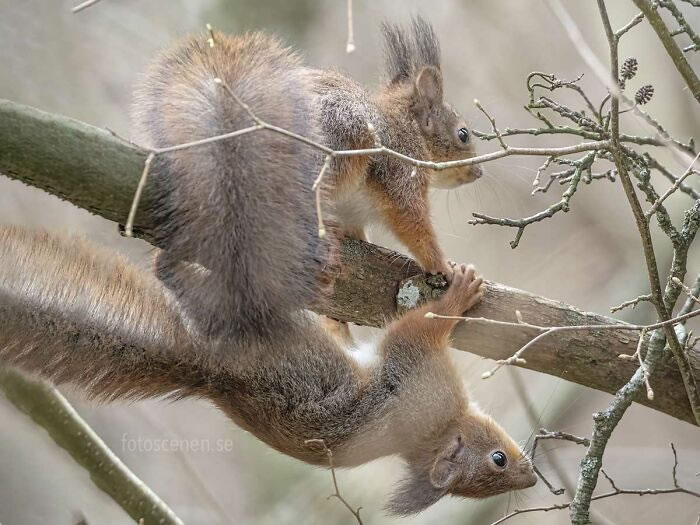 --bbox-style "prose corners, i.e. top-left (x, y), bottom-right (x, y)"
top-left (436, 264), bottom-right (484, 316)
top-left (425, 259), bottom-right (456, 282)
